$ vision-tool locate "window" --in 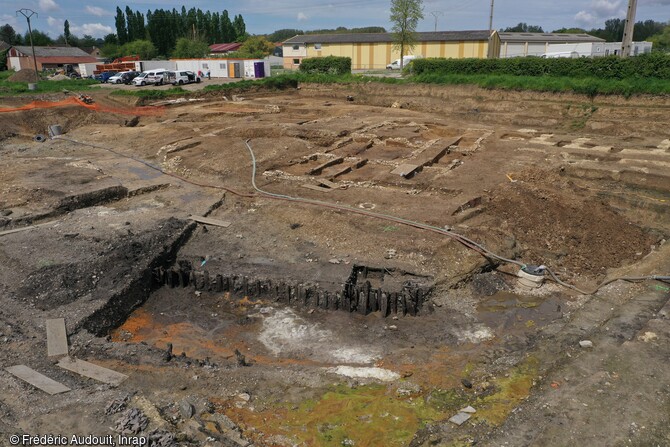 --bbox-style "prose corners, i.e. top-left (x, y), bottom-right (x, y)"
top-left (293, 59), bottom-right (300, 65)
top-left (314, 43), bottom-right (322, 50)
top-left (293, 45), bottom-right (299, 50)
top-left (202, 63), bottom-right (209, 69)
top-left (220, 63), bottom-right (225, 69)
